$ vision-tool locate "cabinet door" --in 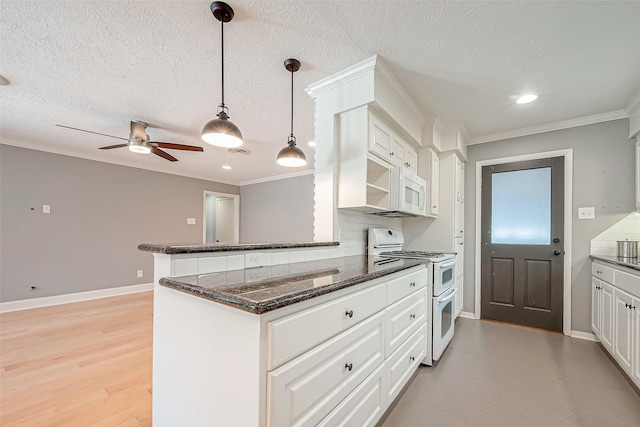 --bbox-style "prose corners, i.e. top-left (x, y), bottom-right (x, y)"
top-left (405, 149), bottom-right (418, 173)
top-left (633, 295), bottom-right (640, 387)
top-left (601, 281), bottom-right (615, 353)
top-left (454, 156), bottom-right (465, 238)
top-left (389, 136), bottom-right (406, 168)
top-left (369, 115), bottom-right (392, 161)
top-left (455, 237), bottom-right (464, 318)
top-left (613, 288), bottom-right (634, 376)
top-left (591, 277), bottom-right (602, 339)
top-left (429, 150), bottom-right (439, 217)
